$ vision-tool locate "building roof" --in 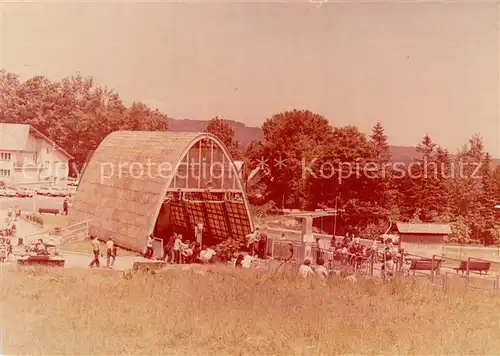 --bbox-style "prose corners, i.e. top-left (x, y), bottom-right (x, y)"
top-left (68, 130), bottom-right (253, 252)
top-left (395, 222), bottom-right (452, 235)
top-left (0, 123), bottom-right (74, 159)
top-left (0, 123), bottom-right (29, 151)
top-left (284, 210), bottom-right (336, 218)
